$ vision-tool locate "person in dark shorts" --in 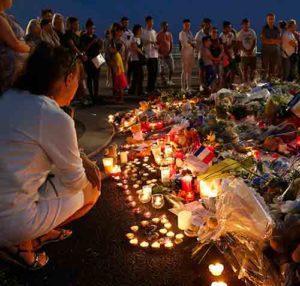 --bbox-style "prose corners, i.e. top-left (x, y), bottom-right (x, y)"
top-left (261, 13), bottom-right (281, 80)
top-left (237, 18), bottom-right (257, 82)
